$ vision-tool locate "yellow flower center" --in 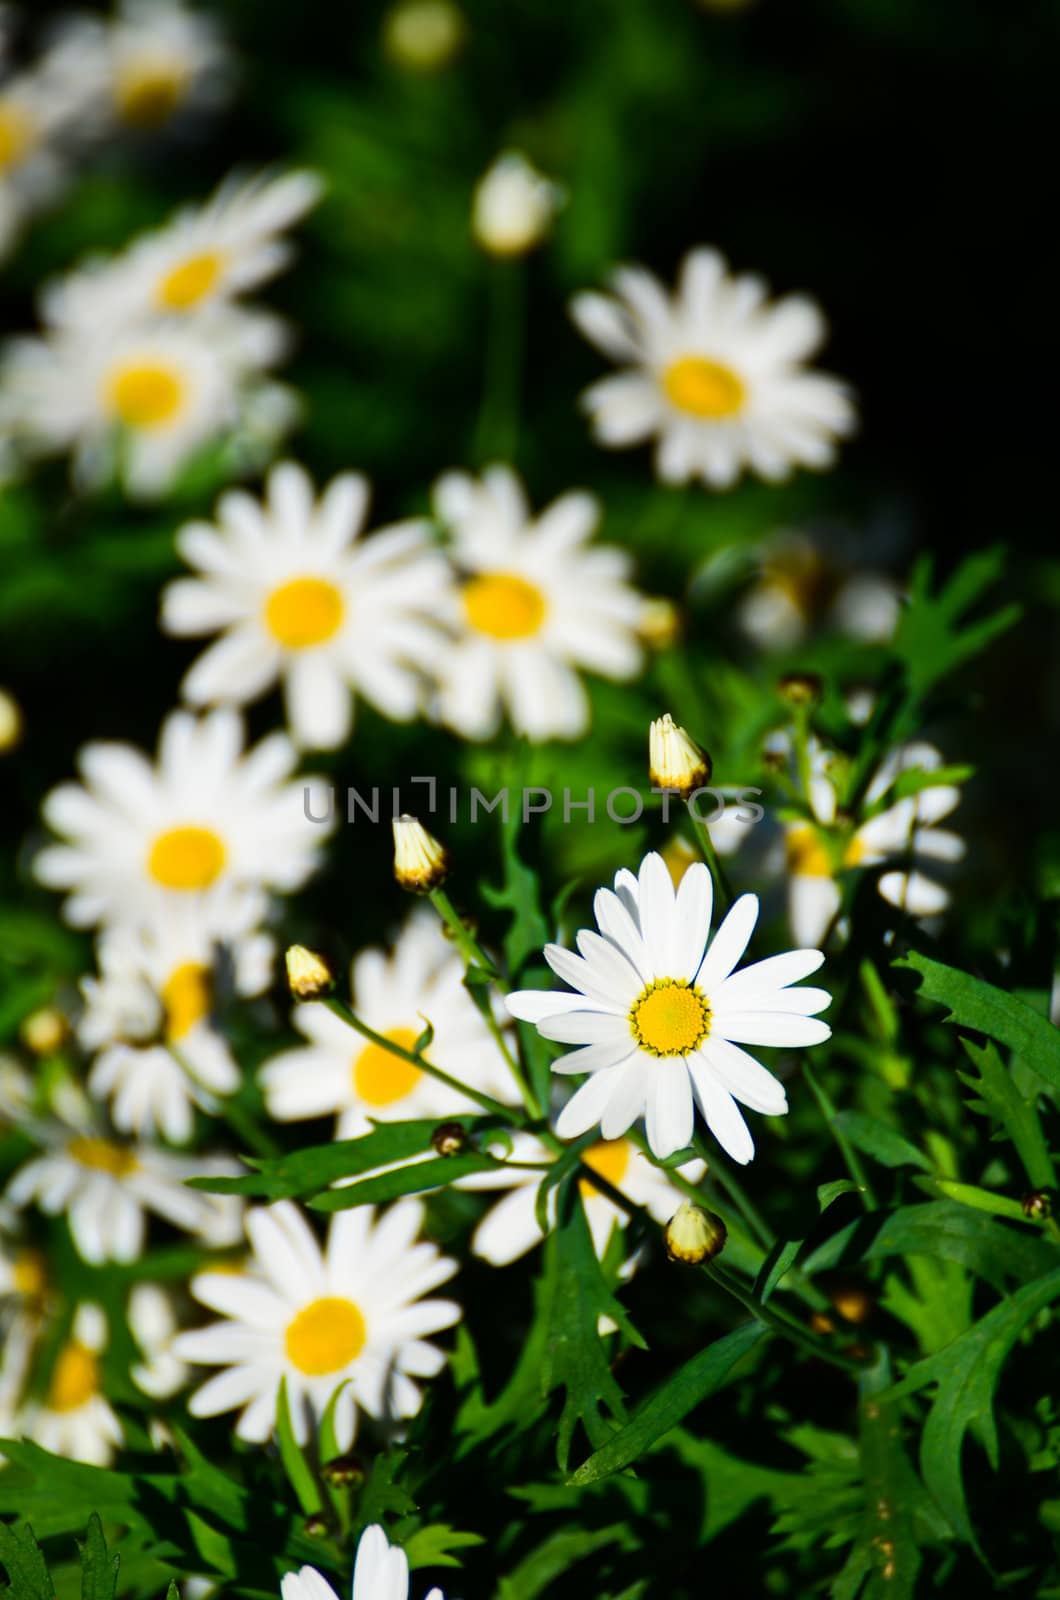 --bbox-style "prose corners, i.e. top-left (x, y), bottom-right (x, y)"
top-left (578, 1137), bottom-right (632, 1198)
top-left (0, 100), bottom-right (34, 171)
top-left (264, 577), bottom-right (346, 650)
top-left (157, 250), bottom-right (225, 311)
top-left (48, 1342), bottom-right (99, 1412)
top-left (631, 980), bottom-right (710, 1057)
top-left (147, 826), bottom-right (227, 891)
top-left (285, 1296), bottom-right (367, 1376)
top-left (114, 62), bottom-right (190, 127)
top-left (12, 1249), bottom-right (47, 1300)
top-left (352, 1028), bottom-right (423, 1107)
top-left (107, 361), bottom-right (186, 429)
top-left (662, 356), bottom-right (746, 419)
top-left (68, 1136), bottom-right (139, 1177)
top-left (463, 573), bottom-right (547, 641)
top-left (161, 961), bottom-right (212, 1042)
top-left (786, 824), bottom-right (833, 879)
top-left (843, 834), bottom-right (867, 868)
